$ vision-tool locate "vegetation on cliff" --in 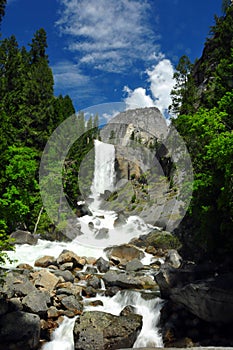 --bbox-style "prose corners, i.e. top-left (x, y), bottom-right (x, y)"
top-left (170, 4), bottom-right (233, 259)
